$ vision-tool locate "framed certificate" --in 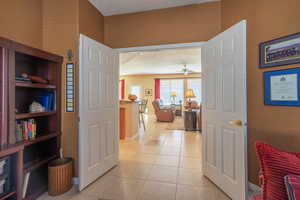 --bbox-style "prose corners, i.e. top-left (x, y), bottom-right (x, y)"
top-left (264, 68), bottom-right (300, 106)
